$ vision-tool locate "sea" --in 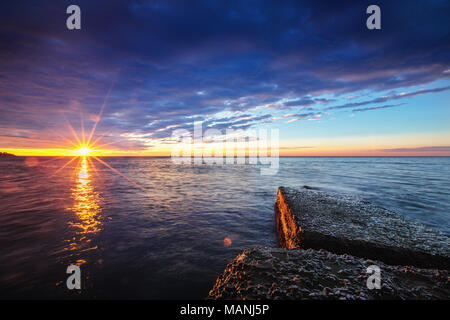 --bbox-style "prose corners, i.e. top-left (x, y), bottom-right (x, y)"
top-left (0, 156), bottom-right (449, 298)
